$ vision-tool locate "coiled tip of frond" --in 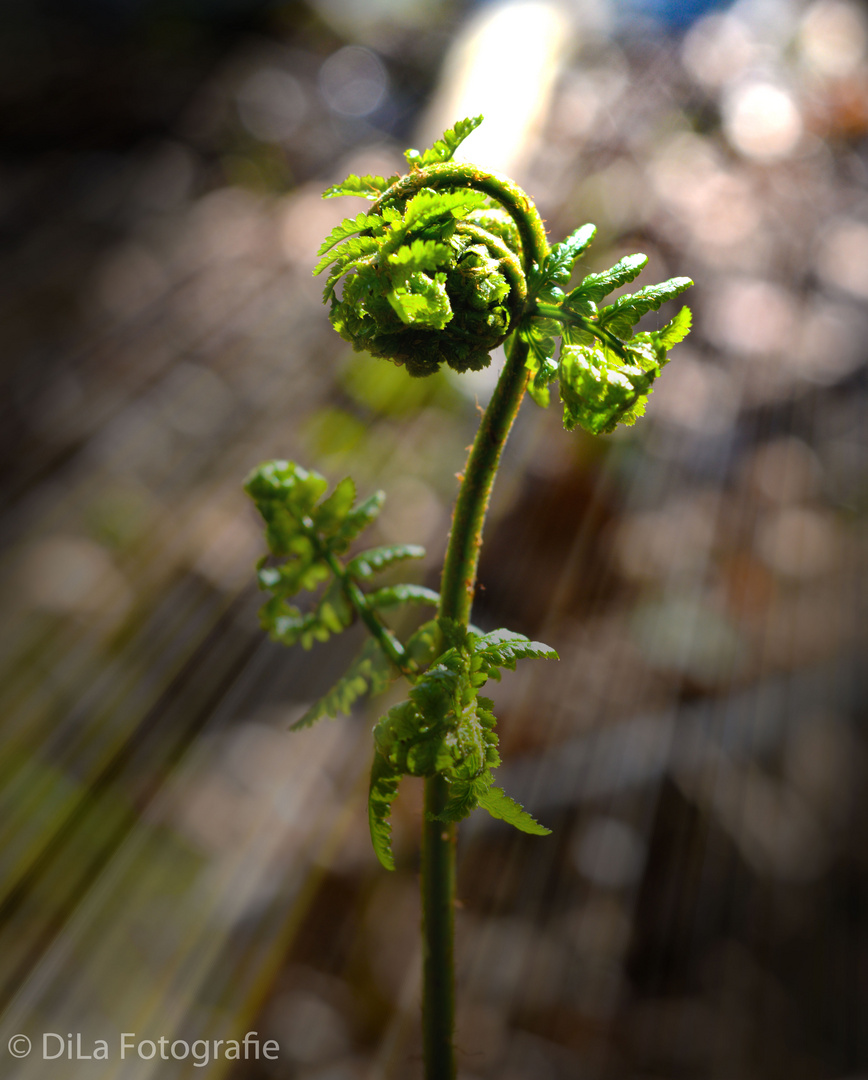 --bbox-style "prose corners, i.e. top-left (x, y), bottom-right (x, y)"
top-left (316, 130), bottom-right (539, 377)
